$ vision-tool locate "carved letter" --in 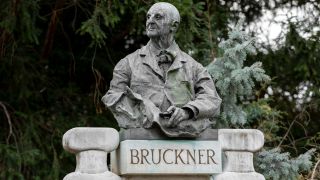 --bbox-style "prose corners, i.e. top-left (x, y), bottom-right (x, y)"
top-left (140, 149), bottom-right (151, 164)
top-left (175, 149), bottom-right (186, 164)
top-left (207, 149), bottom-right (217, 164)
top-left (186, 149), bottom-right (196, 164)
top-left (163, 149), bottom-right (173, 164)
top-left (130, 149), bottom-right (140, 164)
top-left (151, 149), bottom-right (161, 164)
top-left (198, 149), bottom-right (206, 164)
